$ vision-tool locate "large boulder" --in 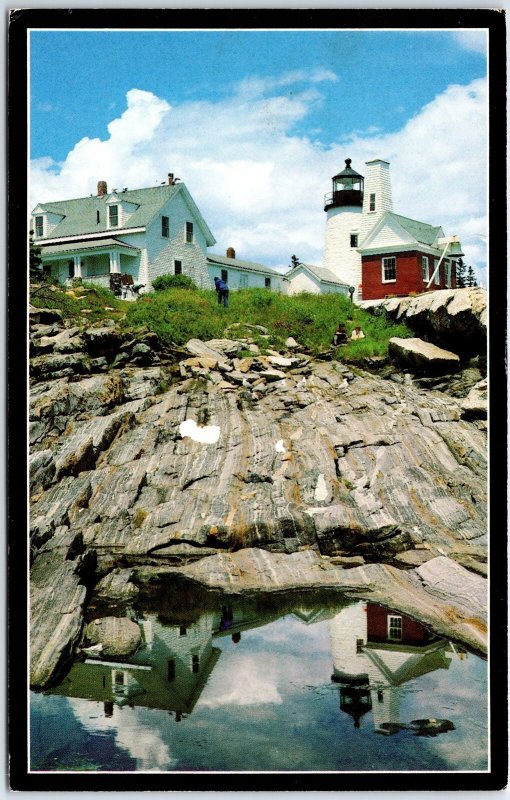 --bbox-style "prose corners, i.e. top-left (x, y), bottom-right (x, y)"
top-left (361, 288), bottom-right (487, 355)
top-left (84, 616), bottom-right (142, 657)
top-left (460, 378), bottom-right (487, 419)
top-left (389, 337), bottom-right (460, 374)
